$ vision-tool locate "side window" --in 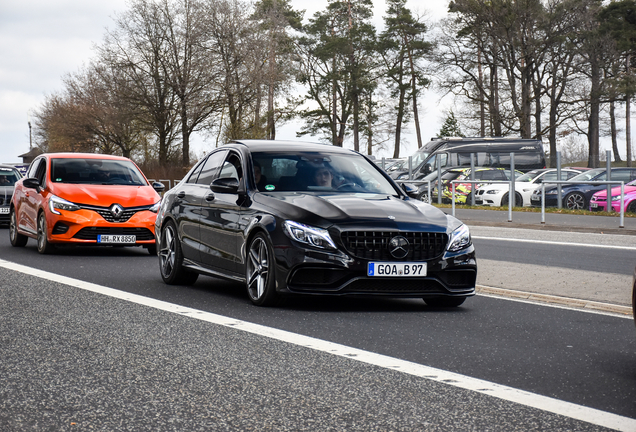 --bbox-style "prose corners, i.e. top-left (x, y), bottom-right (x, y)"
top-left (186, 160), bottom-right (205, 184)
top-left (566, 171), bottom-right (579, 179)
top-left (34, 159), bottom-right (47, 186)
top-left (438, 153), bottom-right (448, 168)
top-left (197, 150), bottom-right (227, 186)
top-left (27, 158), bottom-right (43, 179)
top-left (543, 172), bottom-right (558, 181)
top-left (611, 170), bottom-right (632, 182)
top-left (219, 152), bottom-right (243, 181)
